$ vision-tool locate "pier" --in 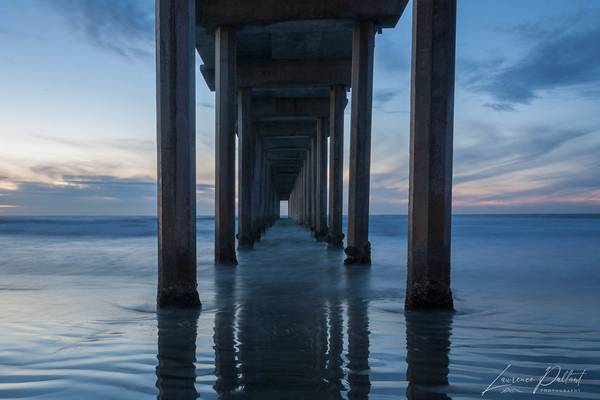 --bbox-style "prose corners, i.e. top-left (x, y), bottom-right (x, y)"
top-left (155, 0), bottom-right (456, 310)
